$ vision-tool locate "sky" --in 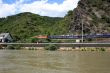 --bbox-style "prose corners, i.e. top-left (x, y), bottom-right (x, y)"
top-left (0, 0), bottom-right (80, 18)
